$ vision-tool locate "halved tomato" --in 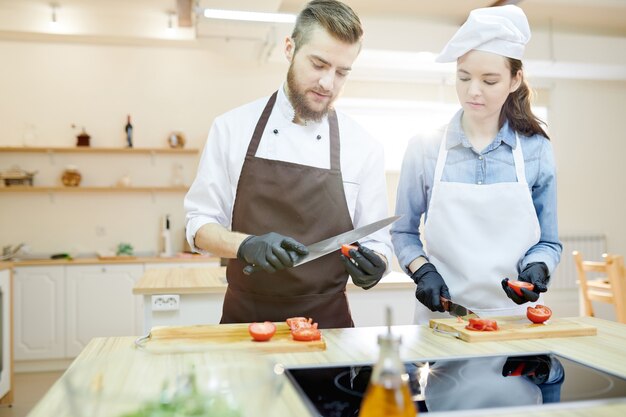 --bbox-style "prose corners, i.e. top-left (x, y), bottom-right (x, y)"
top-left (292, 327), bottom-right (322, 341)
top-left (527, 305), bottom-right (552, 324)
top-left (466, 318), bottom-right (498, 332)
top-left (248, 321), bottom-right (276, 342)
top-left (341, 244), bottom-right (358, 258)
top-left (507, 280), bottom-right (535, 297)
